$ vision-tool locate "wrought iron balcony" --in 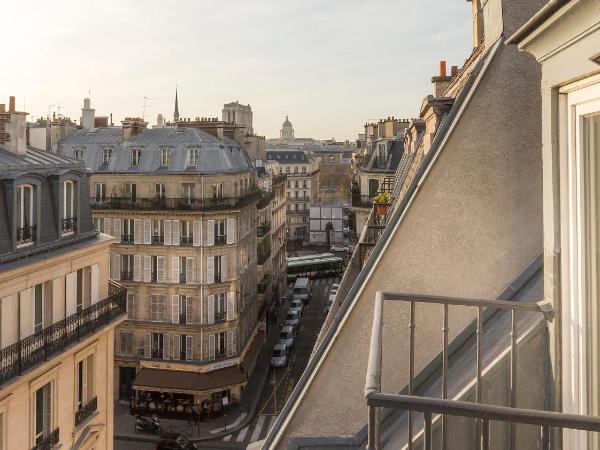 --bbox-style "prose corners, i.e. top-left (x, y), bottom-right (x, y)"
top-left (352, 194), bottom-right (375, 208)
top-left (181, 235), bottom-right (193, 246)
top-left (214, 235), bottom-right (226, 246)
top-left (215, 311), bottom-right (227, 323)
top-left (151, 235), bottom-right (164, 245)
top-left (90, 191), bottom-right (260, 211)
top-left (121, 270), bottom-right (133, 281)
top-left (121, 234), bottom-right (134, 244)
top-left (31, 427), bottom-right (59, 450)
top-left (179, 273), bottom-right (187, 284)
top-left (257, 221), bottom-right (272, 237)
top-left (0, 281), bottom-right (126, 387)
top-left (62, 217), bottom-right (77, 234)
top-left (16, 225), bottom-right (36, 245)
top-left (75, 396), bottom-right (98, 427)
